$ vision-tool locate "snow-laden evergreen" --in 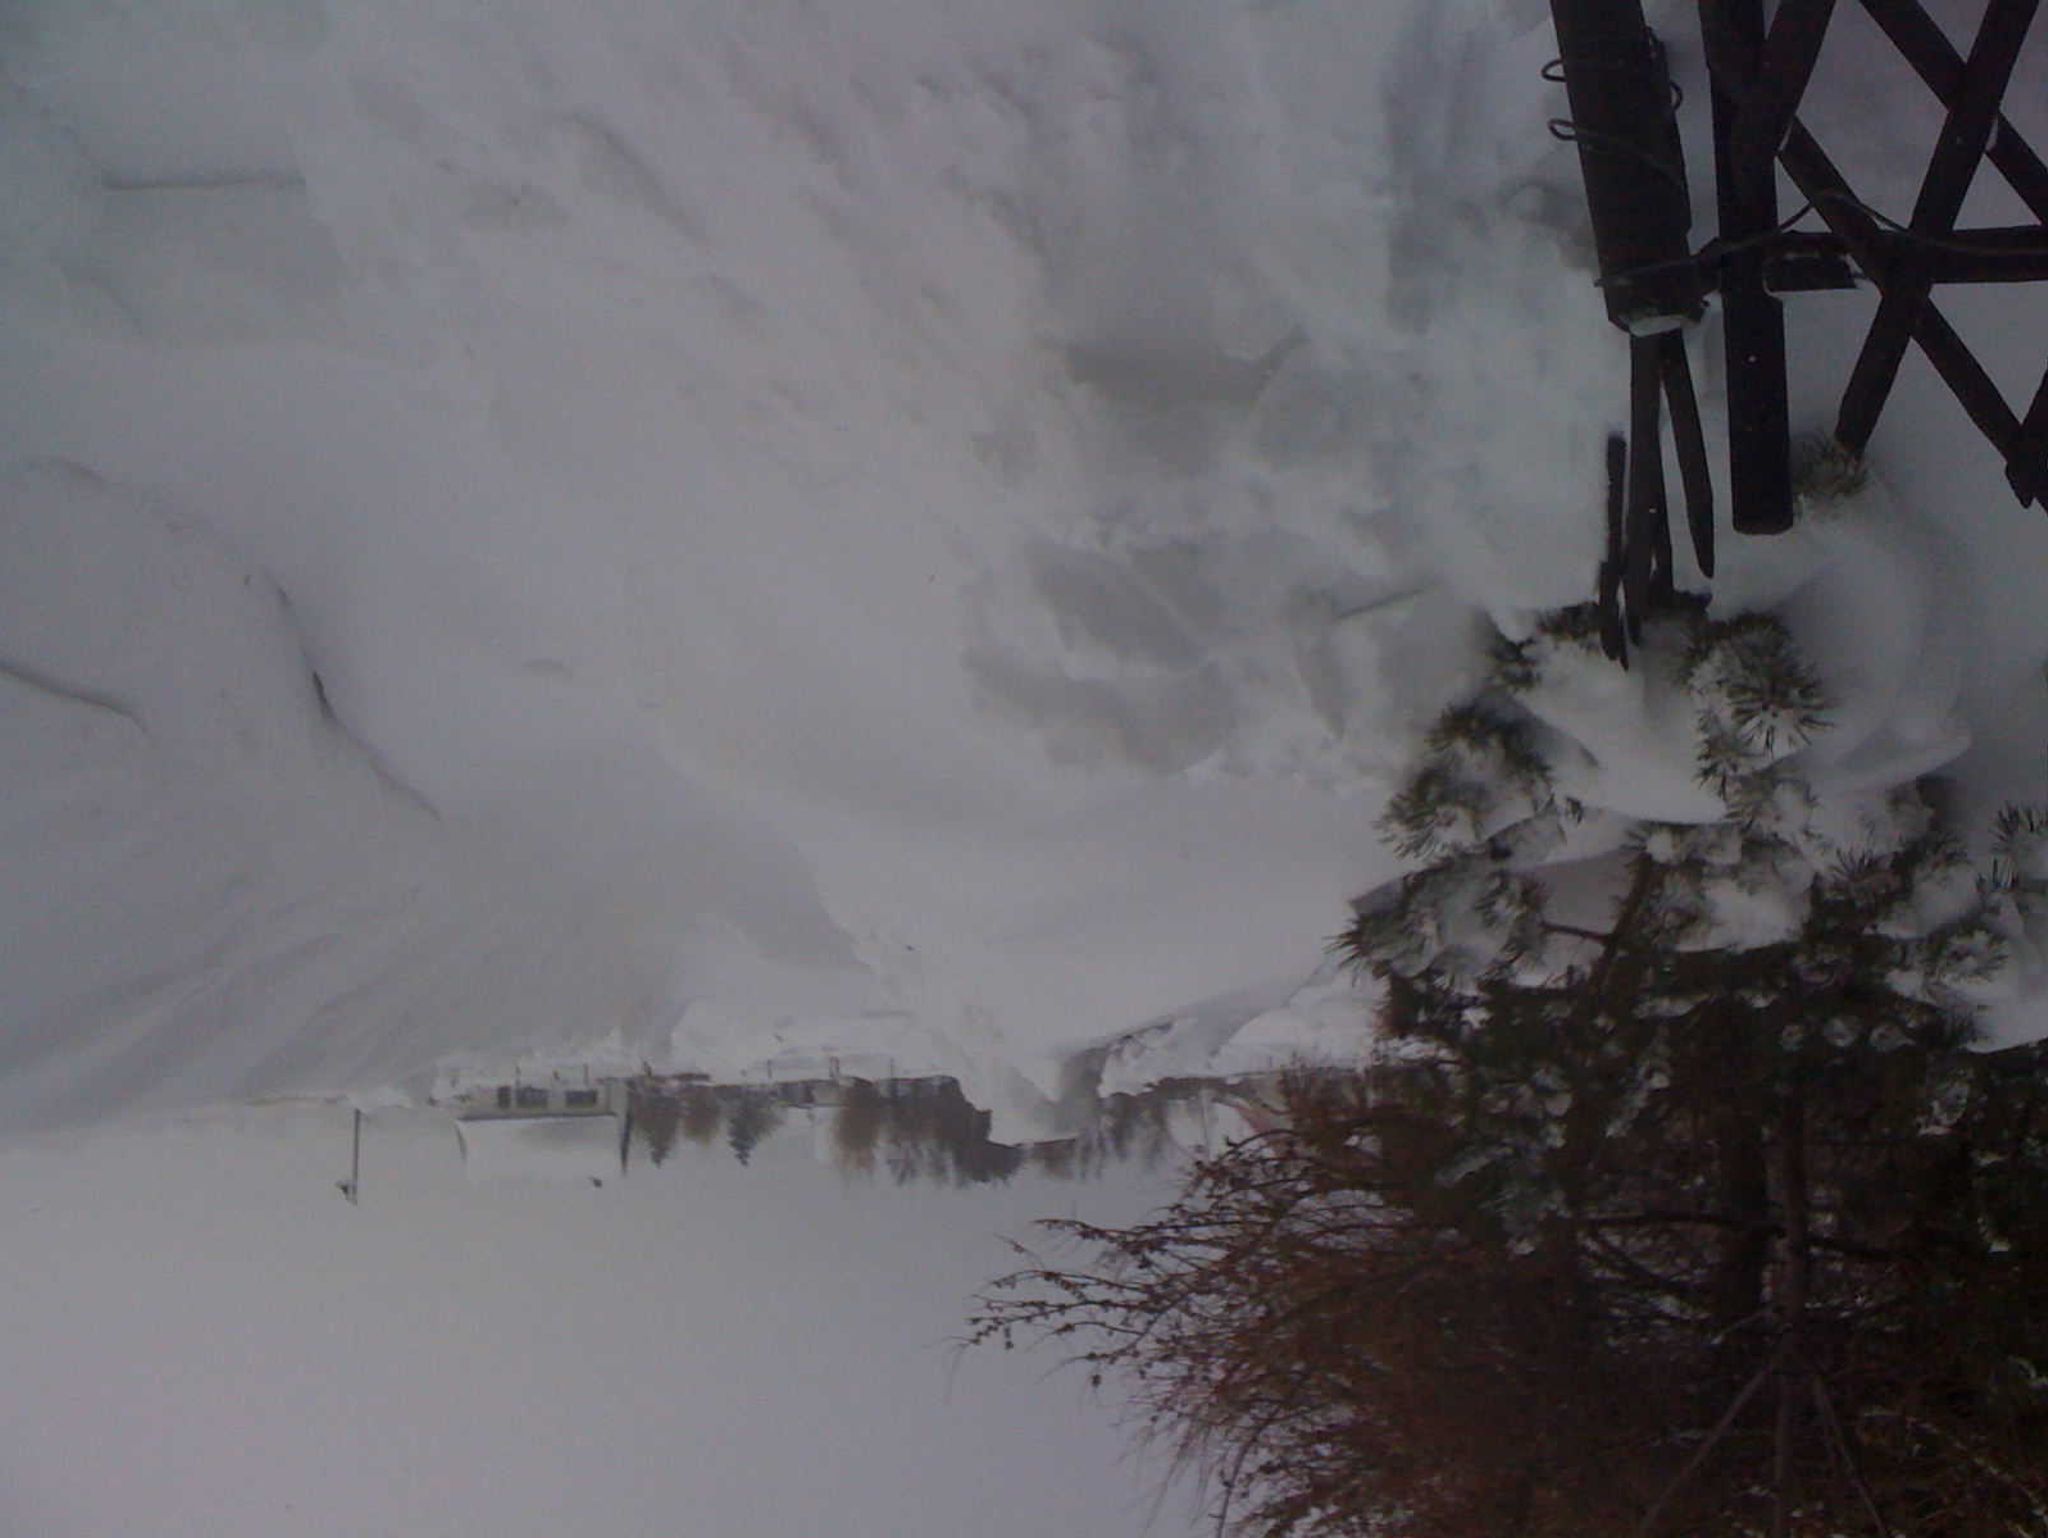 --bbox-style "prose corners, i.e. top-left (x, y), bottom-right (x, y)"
top-left (1342, 600), bottom-right (2044, 1245)
top-left (1357, 600), bottom-right (2036, 972)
